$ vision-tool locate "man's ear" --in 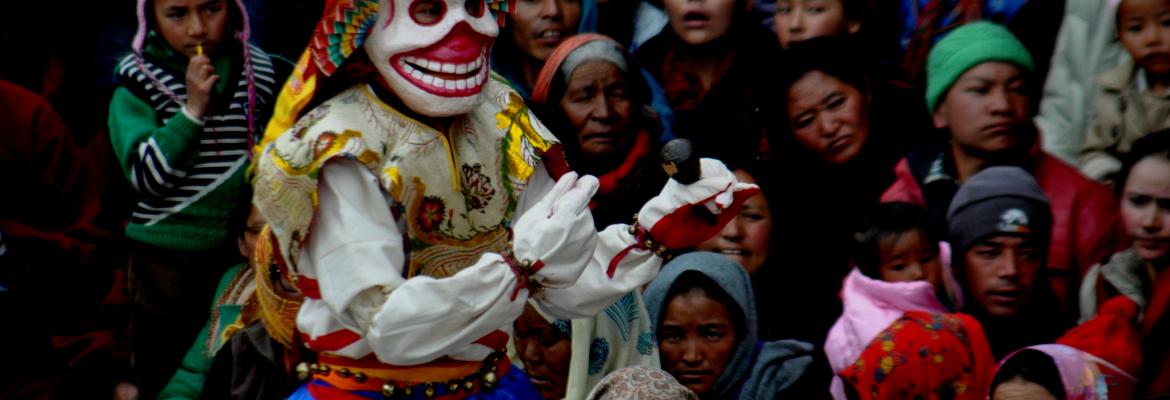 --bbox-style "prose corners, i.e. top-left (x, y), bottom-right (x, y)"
top-left (238, 235), bottom-right (249, 259)
top-left (932, 101), bottom-right (949, 130)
